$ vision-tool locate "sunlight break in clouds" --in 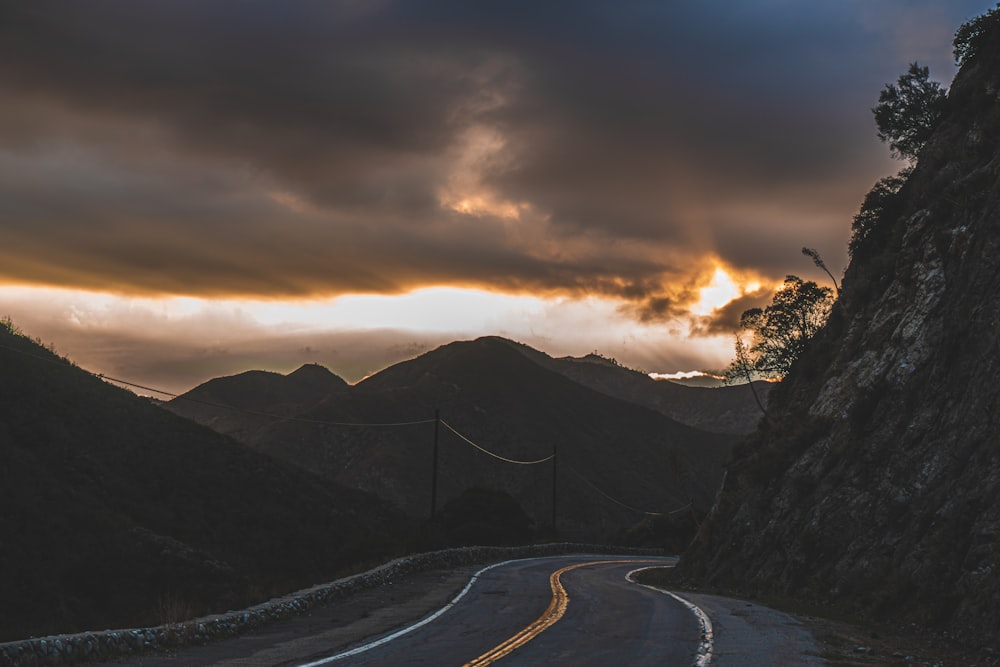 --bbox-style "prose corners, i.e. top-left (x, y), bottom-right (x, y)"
top-left (0, 284), bottom-right (731, 340)
top-left (689, 265), bottom-right (766, 317)
top-left (649, 371), bottom-right (726, 381)
top-left (0, 284), bottom-right (740, 394)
